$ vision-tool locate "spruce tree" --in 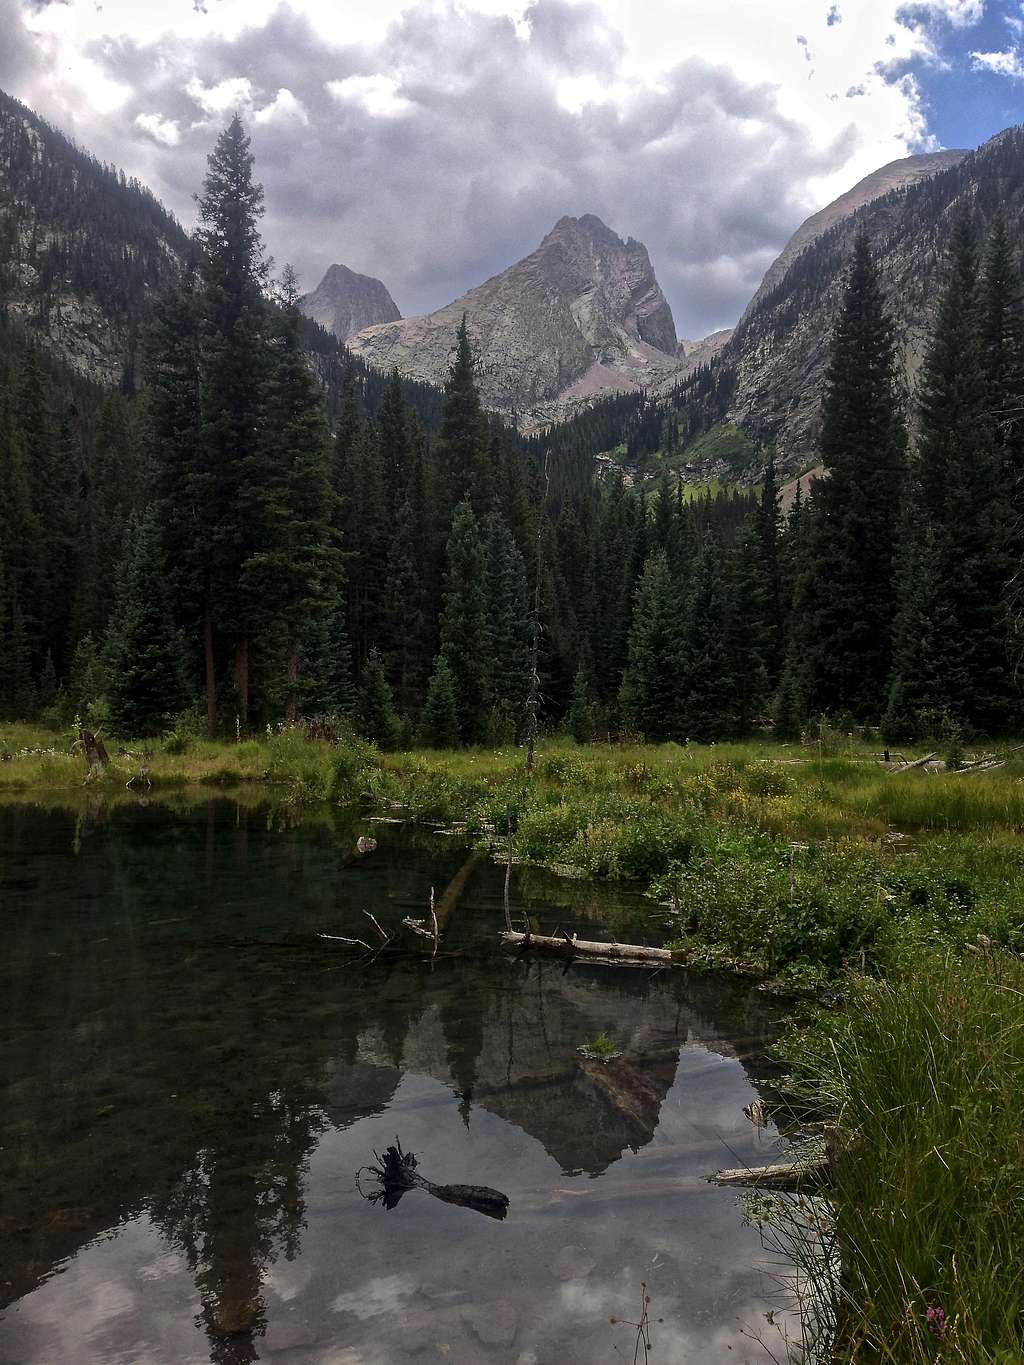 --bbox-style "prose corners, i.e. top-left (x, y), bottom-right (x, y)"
top-left (421, 655), bottom-right (460, 749)
top-left (105, 508), bottom-right (190, 736)
top-left (679, 534), bottom-right (734, 741)
top-left (433, 317), bottom-right (490, 520)
top-left (568, 664), bottom-right (594, 743)
top-left (619, 550), bottom-right (683, 741)
top-left (484, 512), bottom-right (531, 732)
top-left (439, 499), bottom-right (490, 743)
top-left (243, 266), bottom-right (339, 723)
top-left (914, 214), bottom-right (1014, 730)
top-left (357, 648), bottom-right (401, 750)
top-left (806, 230), bottom-right (906, 718)
top-left (195, 115), bottom-right (268, 727)
top-left (302, 599), bottom-right (355, 717)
